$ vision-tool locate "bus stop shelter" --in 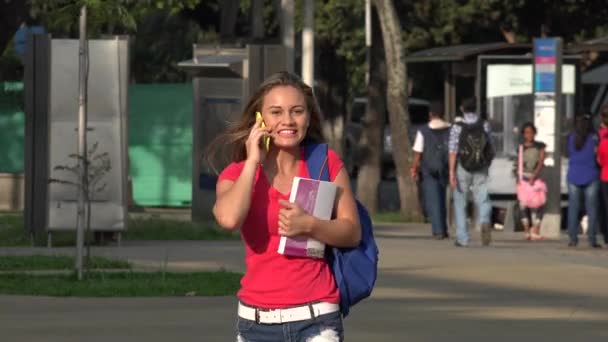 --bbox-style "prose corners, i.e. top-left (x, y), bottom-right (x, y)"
top-left (406, 42), bottom-right (532, 118)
